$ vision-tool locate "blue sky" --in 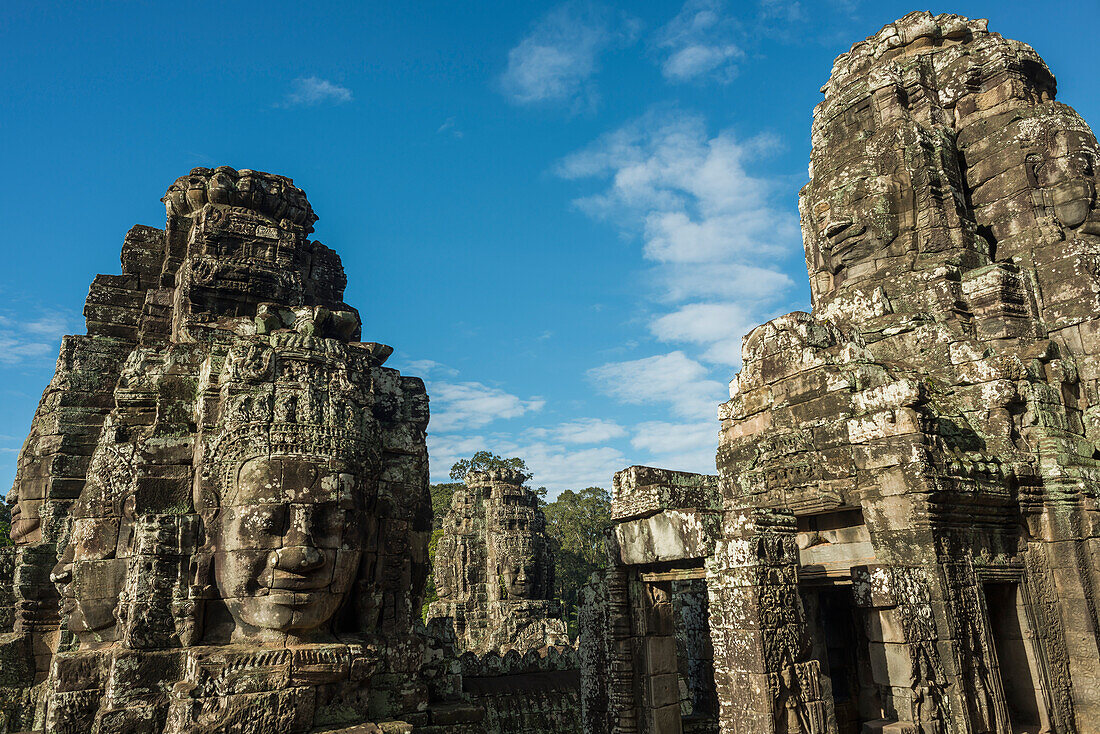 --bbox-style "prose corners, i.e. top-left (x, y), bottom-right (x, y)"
top-left (3, 1), bottom-right (1099, 496)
